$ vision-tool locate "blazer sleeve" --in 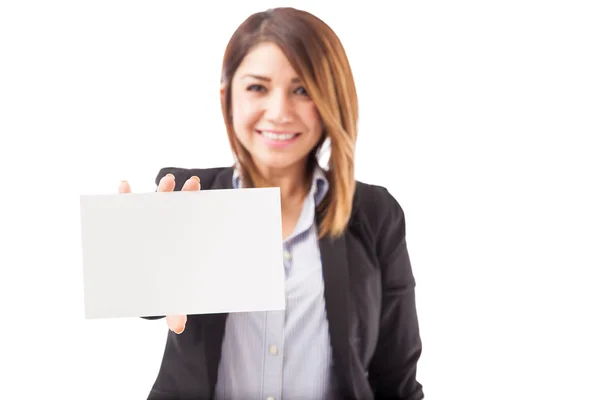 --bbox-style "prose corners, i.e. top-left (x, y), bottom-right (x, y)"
top-left (368, 188), bottom-right (424, 400)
